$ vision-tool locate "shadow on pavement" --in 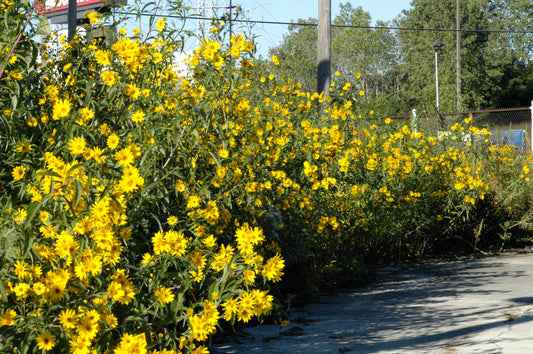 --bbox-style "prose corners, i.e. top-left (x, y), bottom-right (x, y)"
top-left (212, 253), bottom-right (533, 353)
